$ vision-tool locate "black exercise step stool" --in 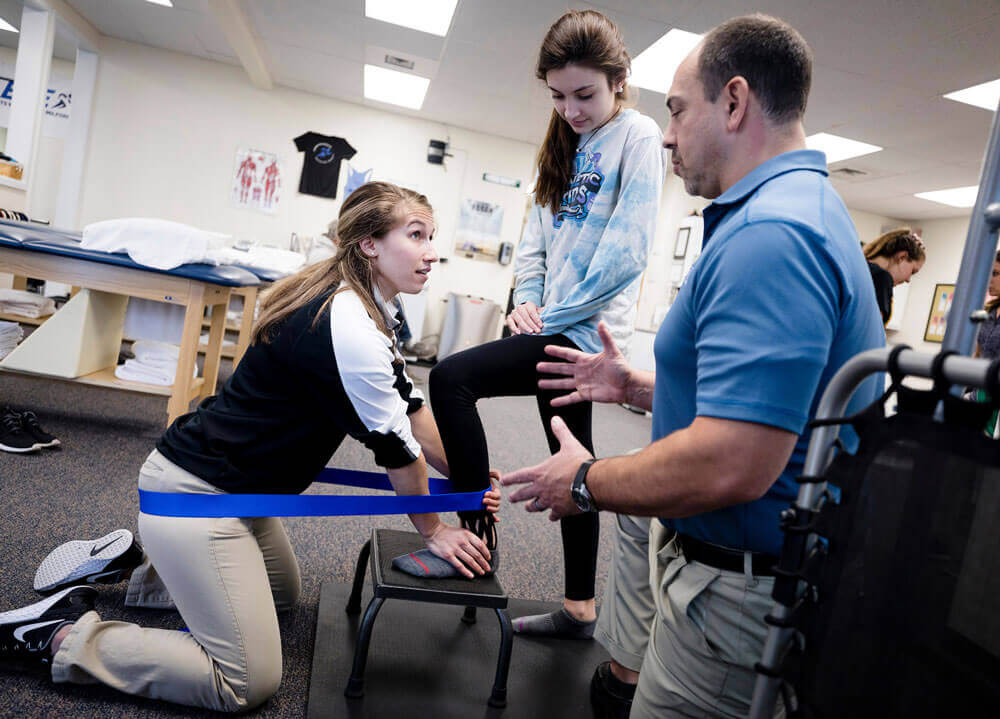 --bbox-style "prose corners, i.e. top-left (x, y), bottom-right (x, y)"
top-left (344, 528), bottom-right (514, 708)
